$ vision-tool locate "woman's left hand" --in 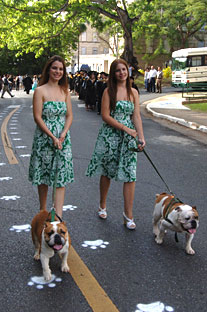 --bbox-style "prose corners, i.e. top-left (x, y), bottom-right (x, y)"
top-left (59, 131), bottom-right (66, 143)
top-left (138, 139), bottom-right (146, 151)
